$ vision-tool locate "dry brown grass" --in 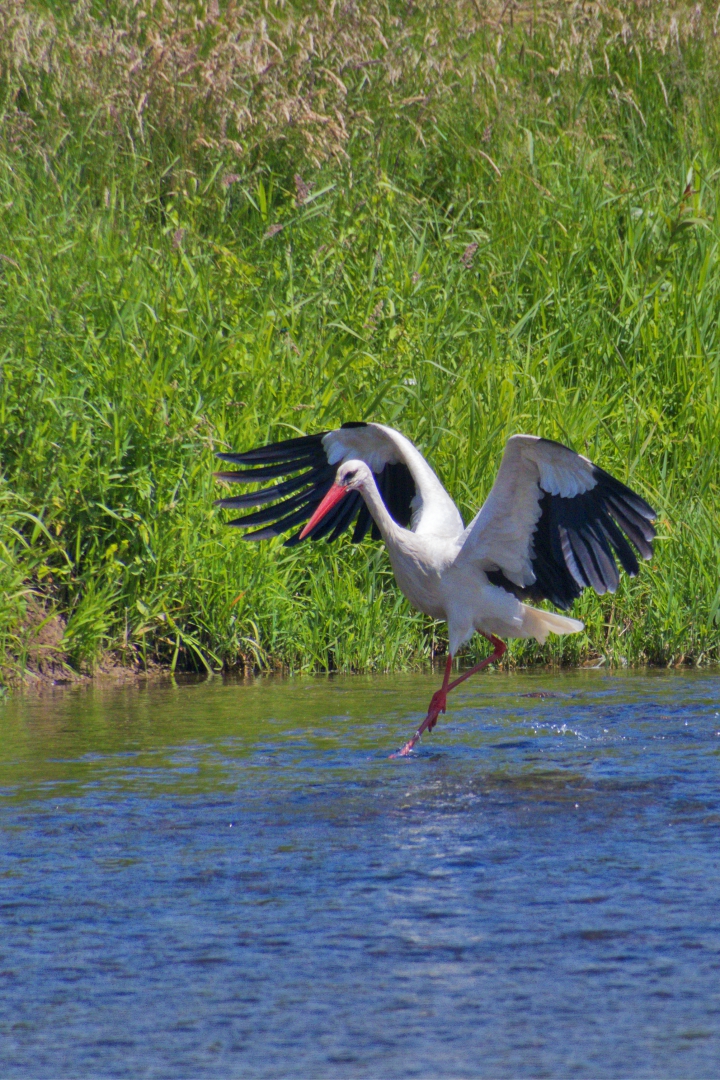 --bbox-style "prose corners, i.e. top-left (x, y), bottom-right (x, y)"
top-left (1, 0), bottom-right (716, 168)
